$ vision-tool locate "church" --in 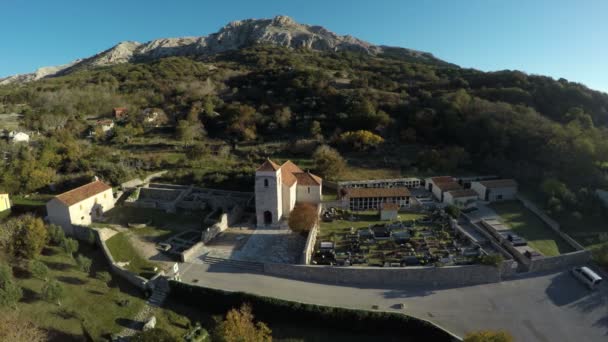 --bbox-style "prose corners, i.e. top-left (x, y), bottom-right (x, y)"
top-left (255, 159), bottom-right (322, 227)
